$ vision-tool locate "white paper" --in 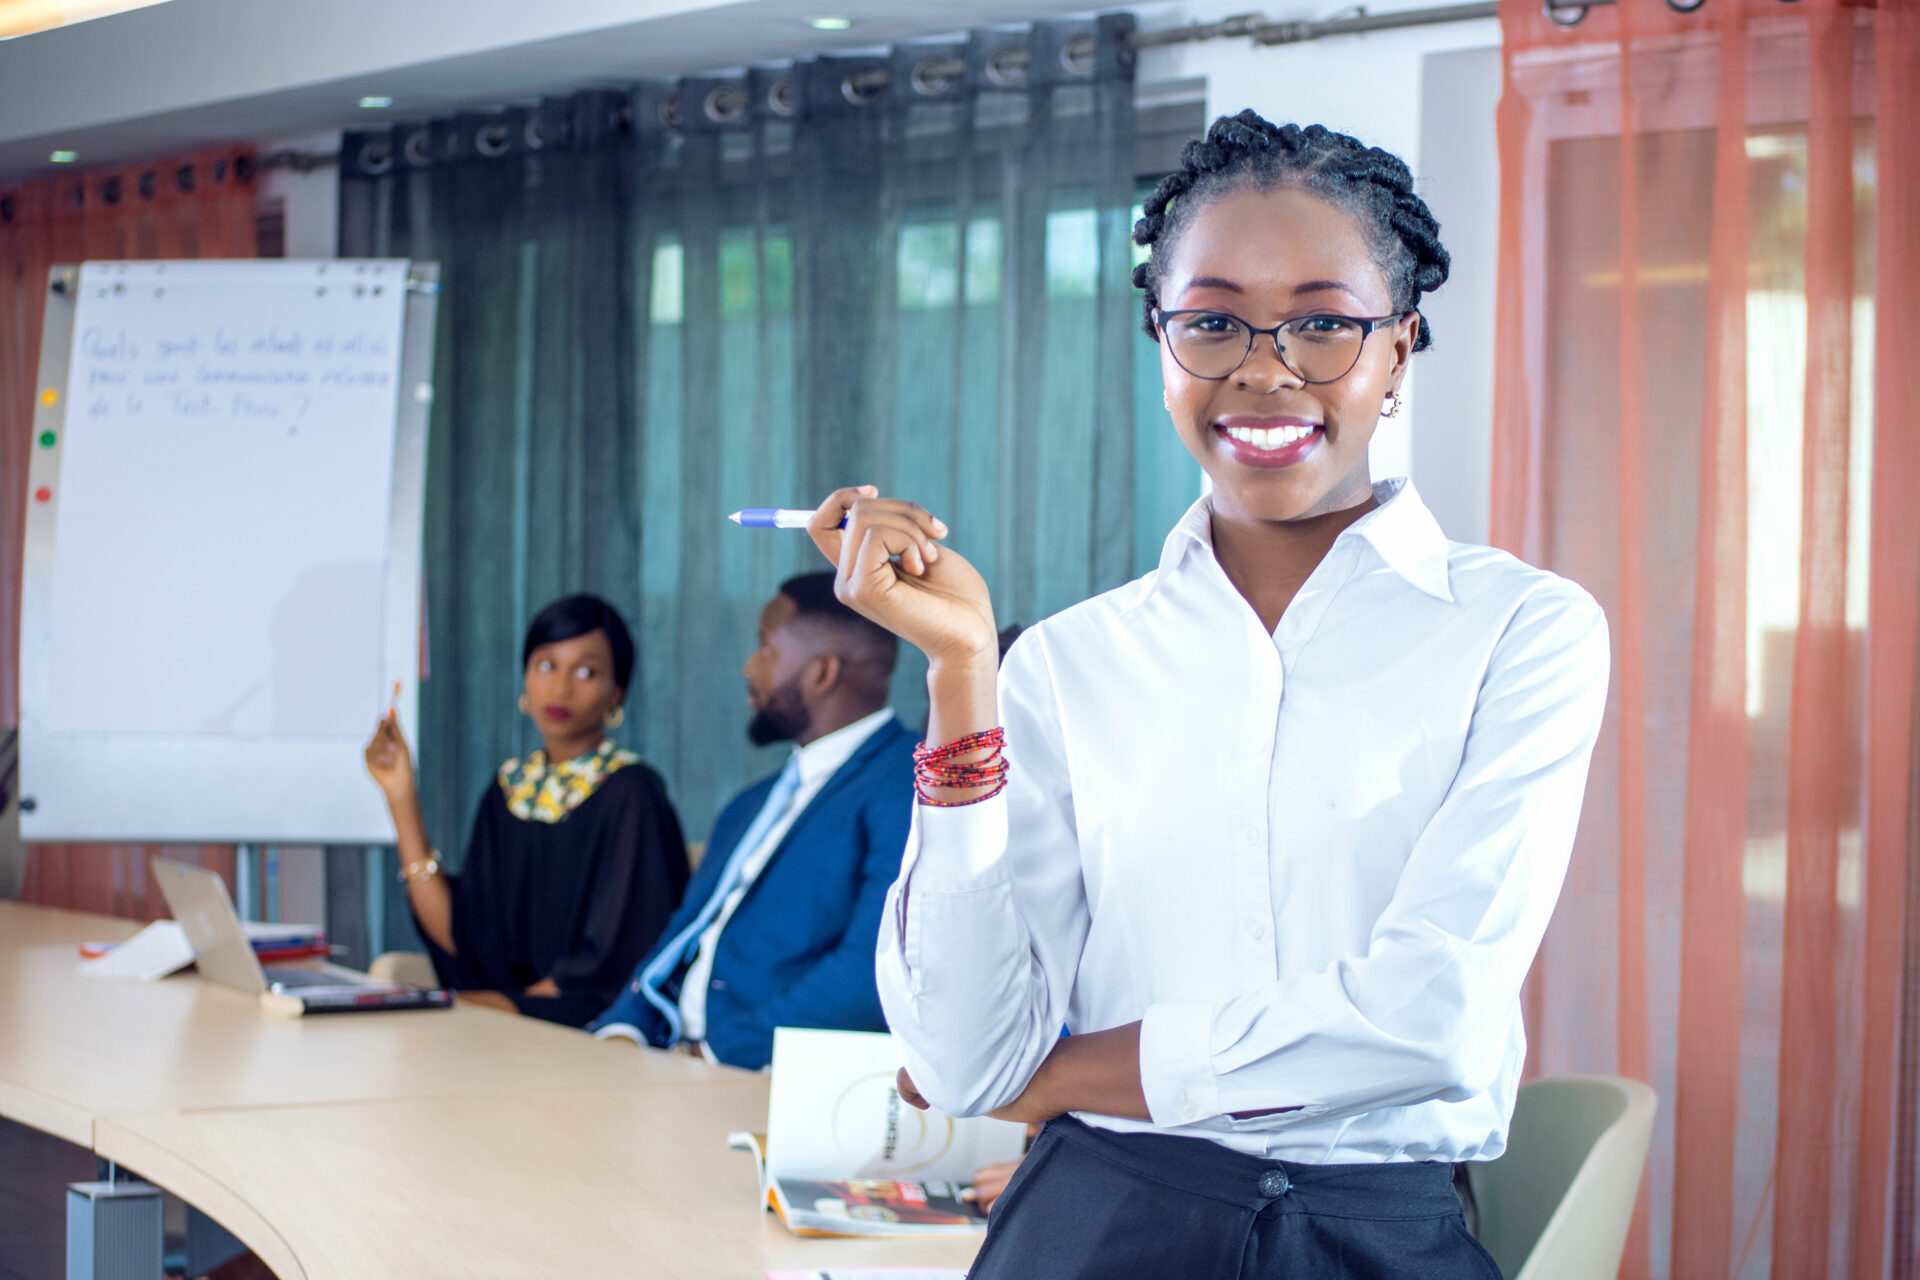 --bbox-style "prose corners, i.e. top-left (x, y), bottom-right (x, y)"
top-left (77, 921), bottom-right (195, 980)
top-left (764, 1028), bottom-right (1027, 1184)
top-left (78, 919), bottom-right (325, 981)
top-left (49, 260), bottom-right (406, 738)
